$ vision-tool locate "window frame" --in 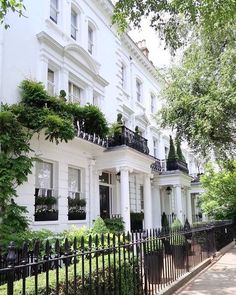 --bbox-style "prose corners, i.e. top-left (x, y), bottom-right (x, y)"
top-left (47, 68), bottom-right (56, 96)
top-left (151, 93), bottom-right (156, 113)
top-left (88, 25), bottom-right (94, 54)
top-left (153, 138), bottom-right (158, 158)
top-left (136, 79), bottom-right (142, 102)
top-left (71, 8), bottom-right (78, 40)
top-left (121, 63), bottom-right (126, 89)
top-left (50, 0), bottom-right (59, 24)
top-left (68, 167), bottom-right (82, 198)
top-left (68, 81), bottom-right (82, 103)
